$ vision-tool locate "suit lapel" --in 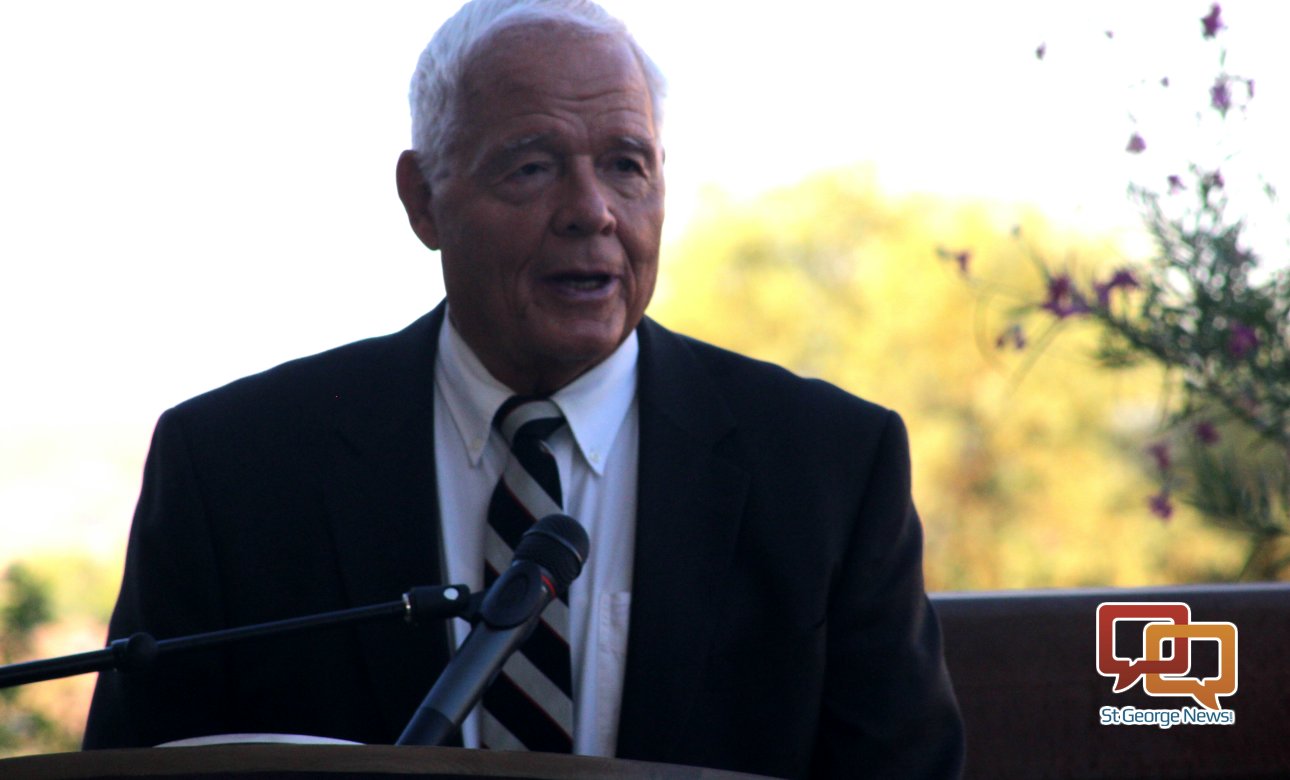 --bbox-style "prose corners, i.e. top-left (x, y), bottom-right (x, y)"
top-left (617, 319), bottom-right (750, 761)
top-left (314, 310), bottom-right (750, 750)
top-left (321, 306), bottom-right (452, 738)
